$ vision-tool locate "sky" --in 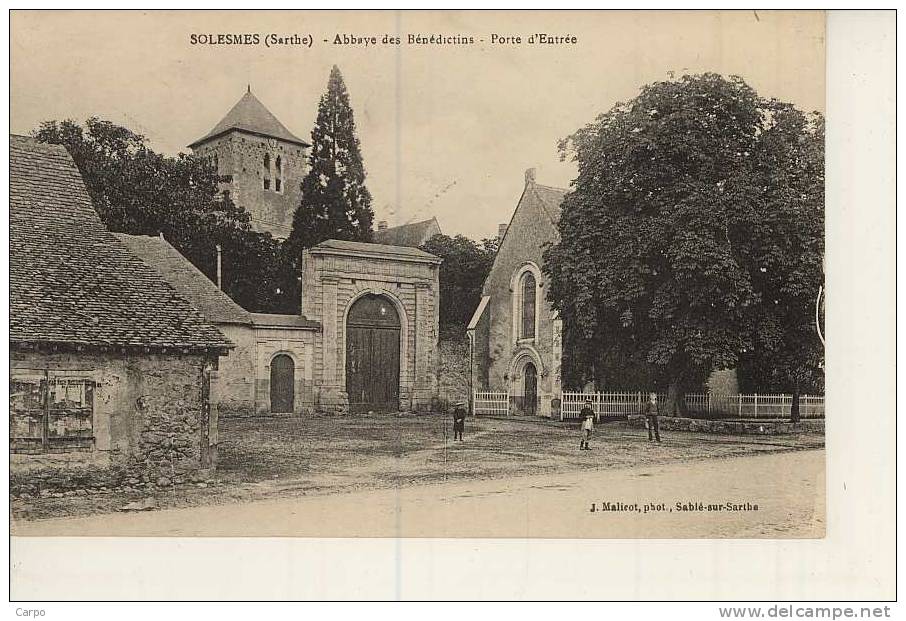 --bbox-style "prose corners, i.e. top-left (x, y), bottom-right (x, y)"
top-left (10, 10), bottom-right (825, 241)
